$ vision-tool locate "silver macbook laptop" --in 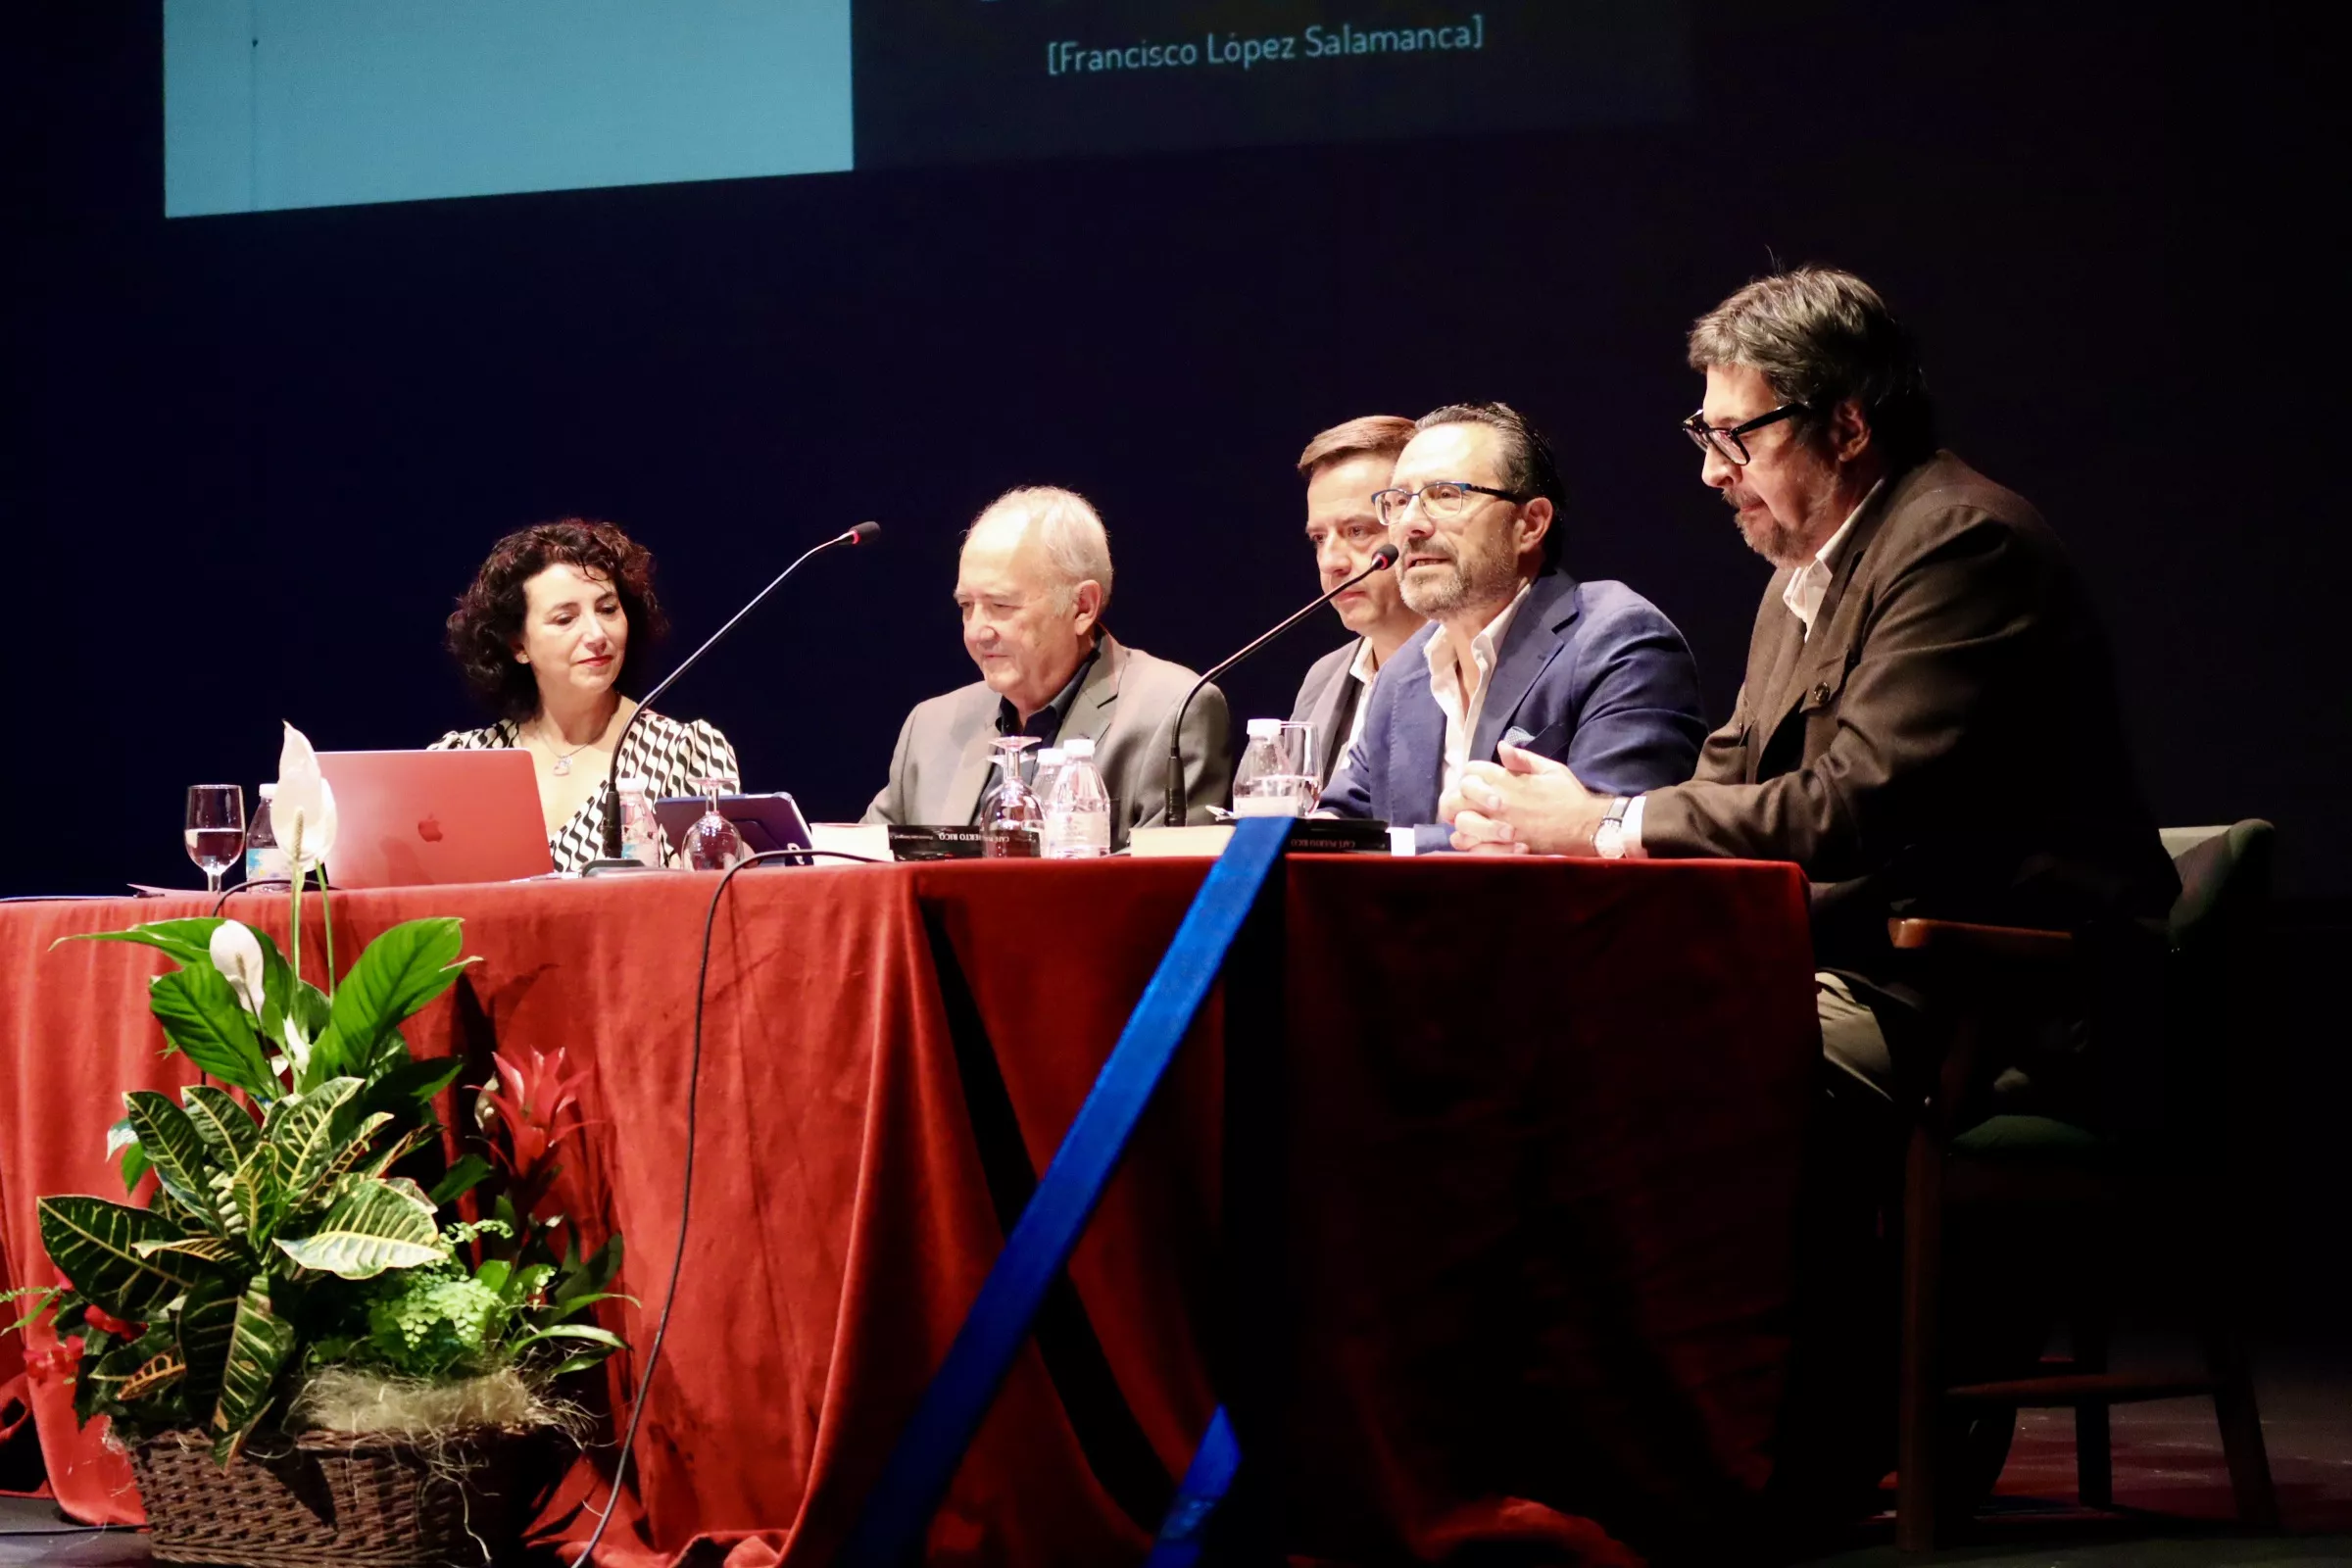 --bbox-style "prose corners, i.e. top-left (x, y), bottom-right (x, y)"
top-left (316, 750), bottom-right (555, 888)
